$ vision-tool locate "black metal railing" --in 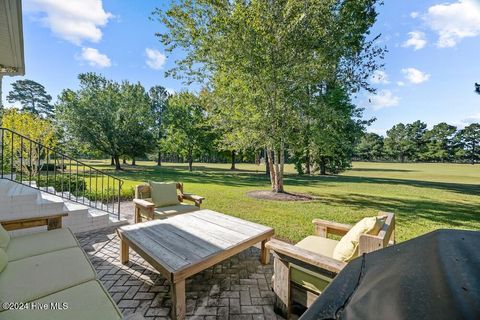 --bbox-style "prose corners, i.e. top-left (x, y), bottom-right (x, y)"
top-left (0, 127), bottom-right (123, 220)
